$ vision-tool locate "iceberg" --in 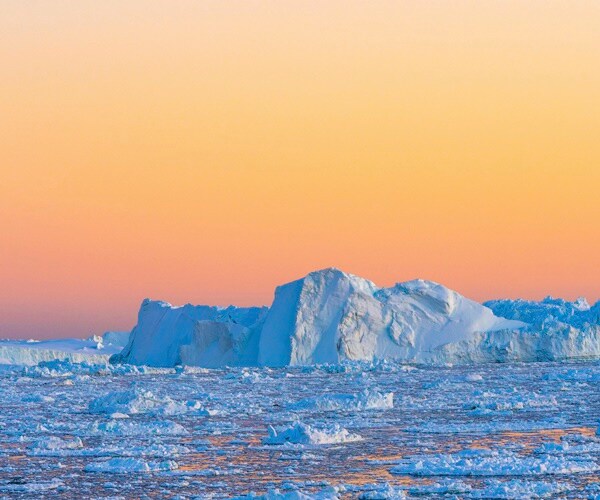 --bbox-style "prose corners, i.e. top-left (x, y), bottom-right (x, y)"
top-left (111, 268), bottom-right (600, 367)
top-left (258, 268), bottom-right (525, 366)
top-left (113, 268), bottom-right (537, 368)
top-left (110, 299), bottom-right (268, 367)
top-left (5, 268), bottom-right (599, 368)
top-left (0, 330), bottom-right (130, 366)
